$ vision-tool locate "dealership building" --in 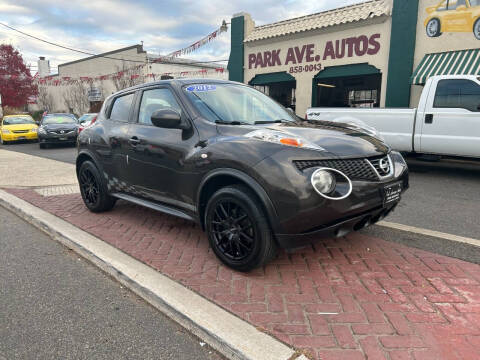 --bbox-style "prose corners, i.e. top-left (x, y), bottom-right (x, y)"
top-left (227, 0), bottom-right (480, 115)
